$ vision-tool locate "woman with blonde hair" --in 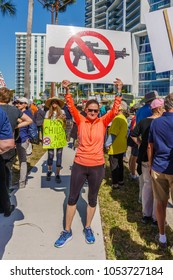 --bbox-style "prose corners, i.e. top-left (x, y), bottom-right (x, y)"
top-left (45, 97), bottom-right (66, 183)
